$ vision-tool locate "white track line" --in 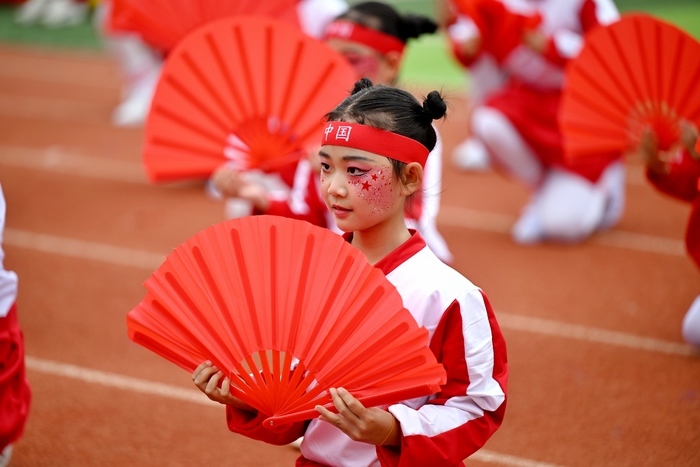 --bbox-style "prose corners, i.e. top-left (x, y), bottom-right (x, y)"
top-left (2, 148), bottom-right (680, 259)
top-left (6, 229), bottom-right (693, 357)
top-left (4, 229), bottom-right (164, 270)
top-left (24, 356), bottom-right (562, 467)
top-left (0, 146), bottom-right (146, 183)
top-left (25, 356), bottom-right (209, 406)
top-left (498, 312), bottom-right (697, 357)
